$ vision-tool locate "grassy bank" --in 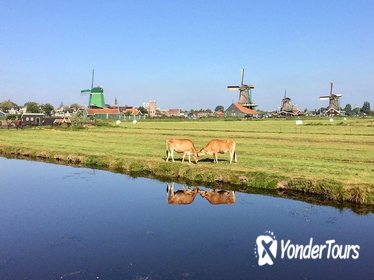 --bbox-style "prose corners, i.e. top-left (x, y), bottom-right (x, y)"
top-left (0, 118), bottom-right (373, 205)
